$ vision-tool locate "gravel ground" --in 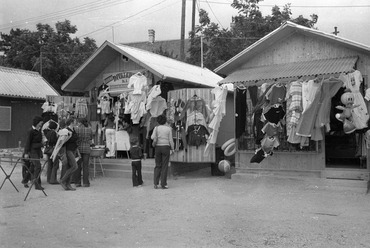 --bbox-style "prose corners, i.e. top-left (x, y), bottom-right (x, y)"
top-left (1, 160), bottom-right (370, 248)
